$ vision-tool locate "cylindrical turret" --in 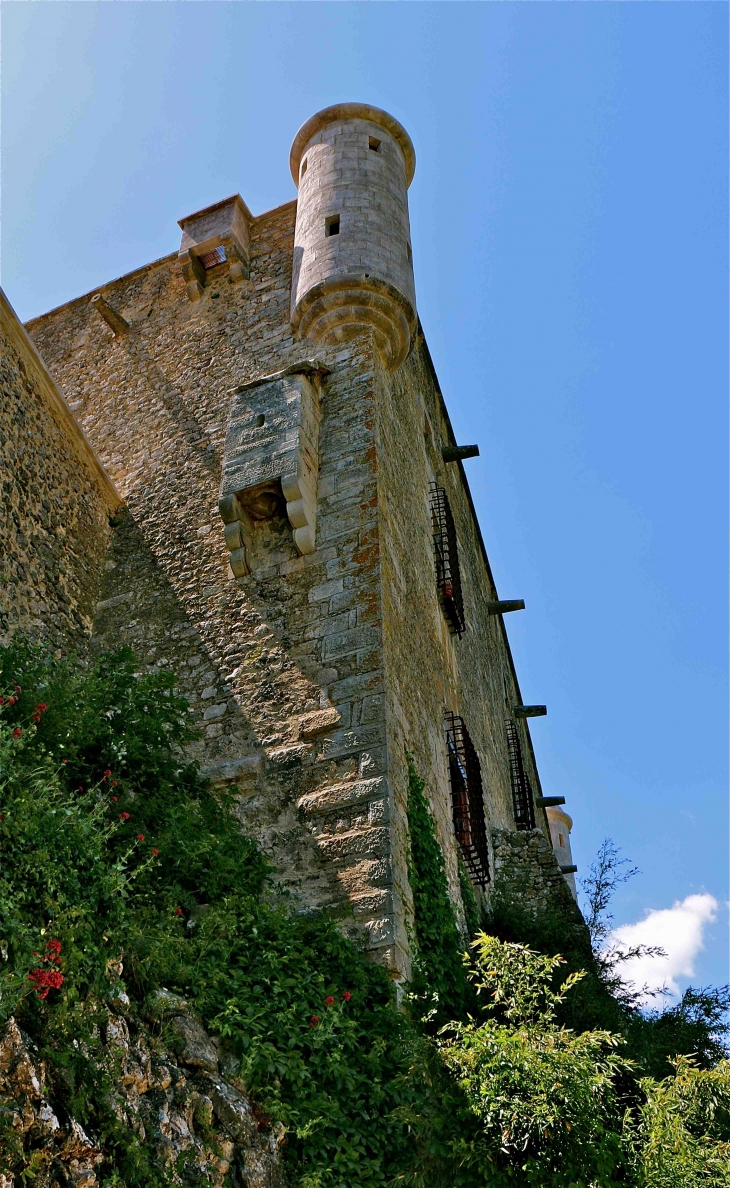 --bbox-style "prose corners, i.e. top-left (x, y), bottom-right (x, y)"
top-left (546, 806), bottom-right (578, 900)
top-left (290, 103), bottom-right (417, 371)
